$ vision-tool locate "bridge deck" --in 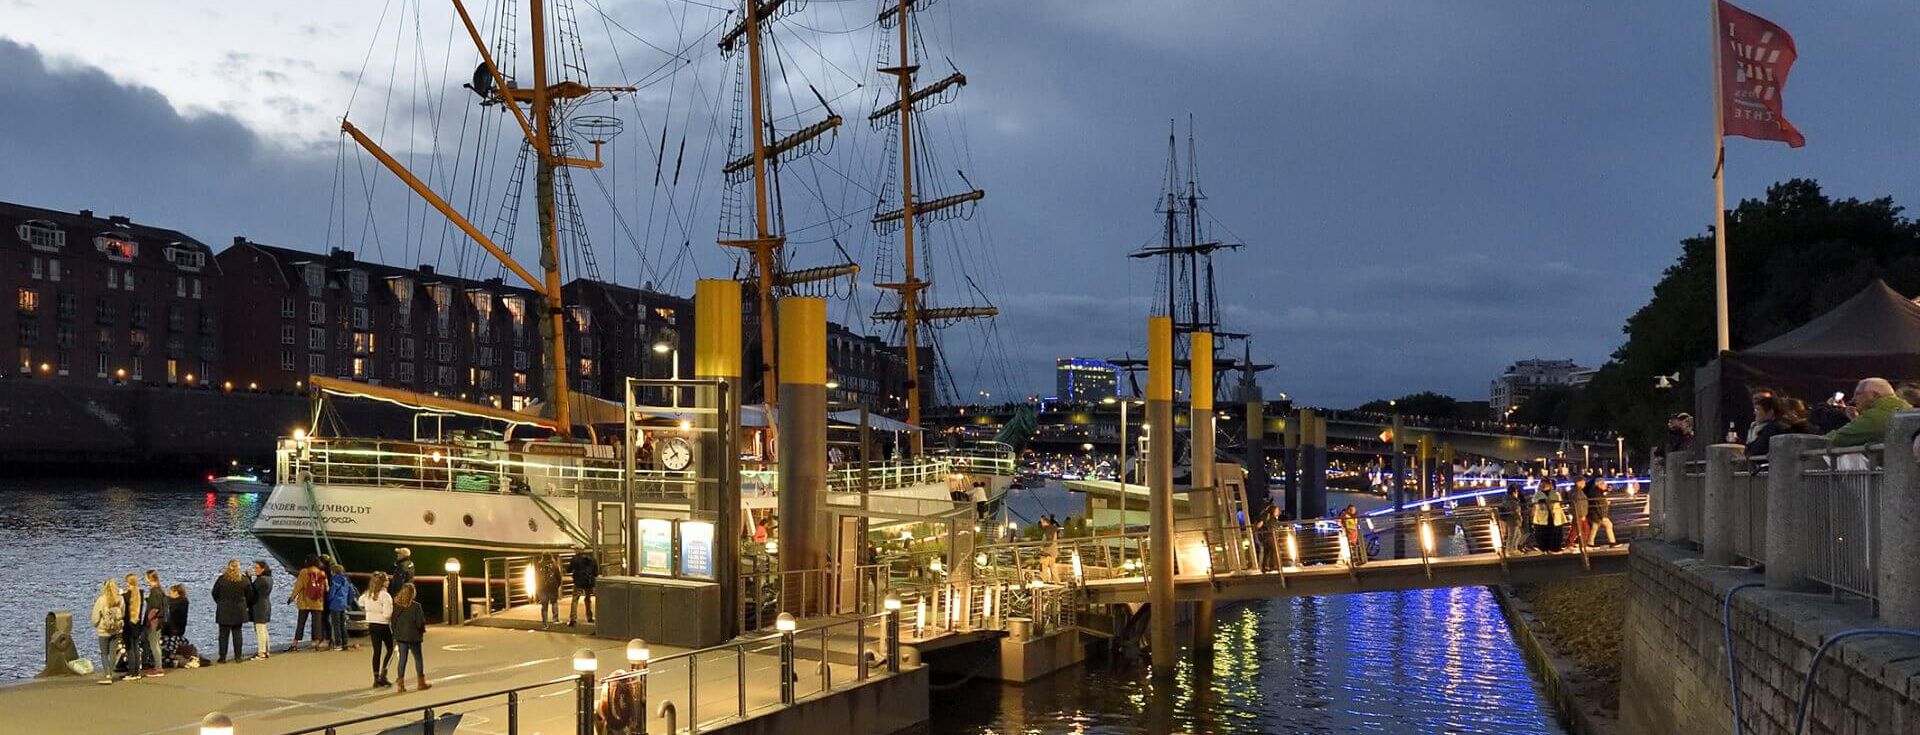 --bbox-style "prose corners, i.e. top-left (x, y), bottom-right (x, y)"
top-left (1081, 546), bottom-right (1630, 604)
